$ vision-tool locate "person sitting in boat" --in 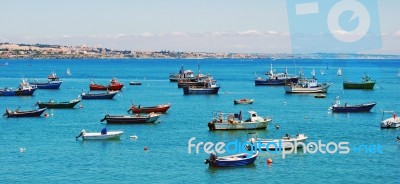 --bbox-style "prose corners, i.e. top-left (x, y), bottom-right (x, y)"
top-left (285, 134), bottom-right (291, 140)
top-left (218, 112), bottom-right (223, 123)
top-left (345, 103), bottom-right (347, 107)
